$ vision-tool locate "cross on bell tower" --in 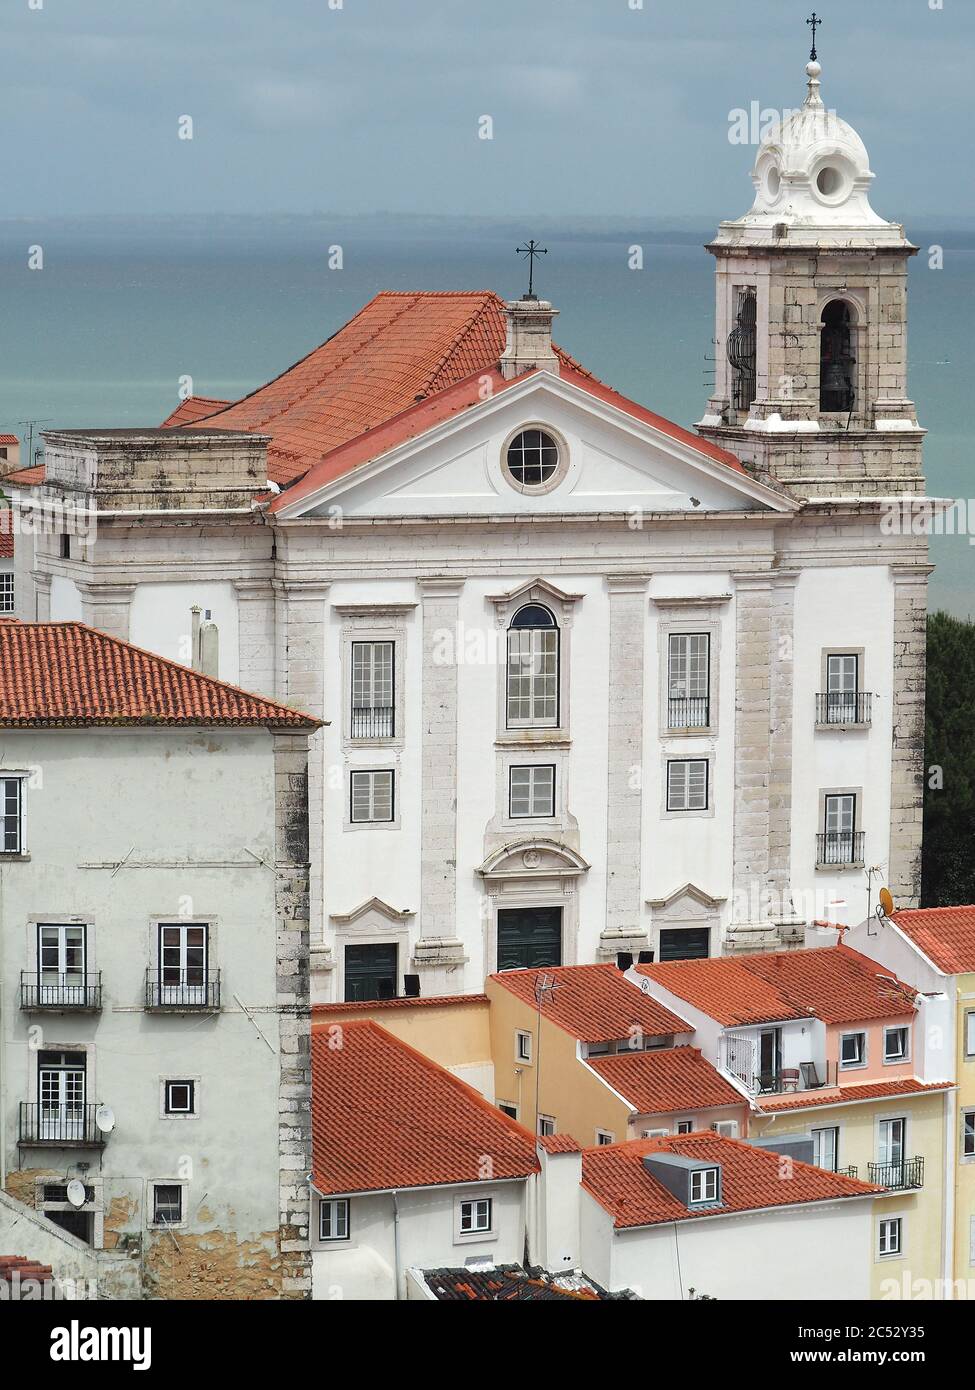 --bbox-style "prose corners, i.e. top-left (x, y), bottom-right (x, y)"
top-left (806, 11), bottom-right (822, 62)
